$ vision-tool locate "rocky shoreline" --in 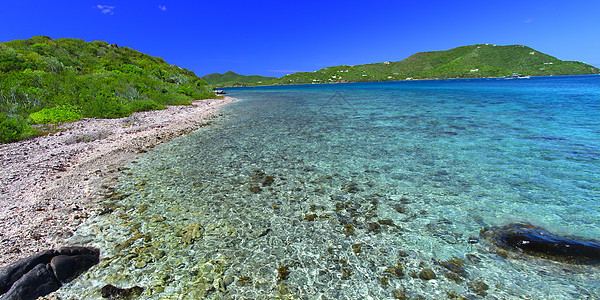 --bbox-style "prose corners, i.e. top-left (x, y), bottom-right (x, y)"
top-left (0, 97), bottom-right (236, 266)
